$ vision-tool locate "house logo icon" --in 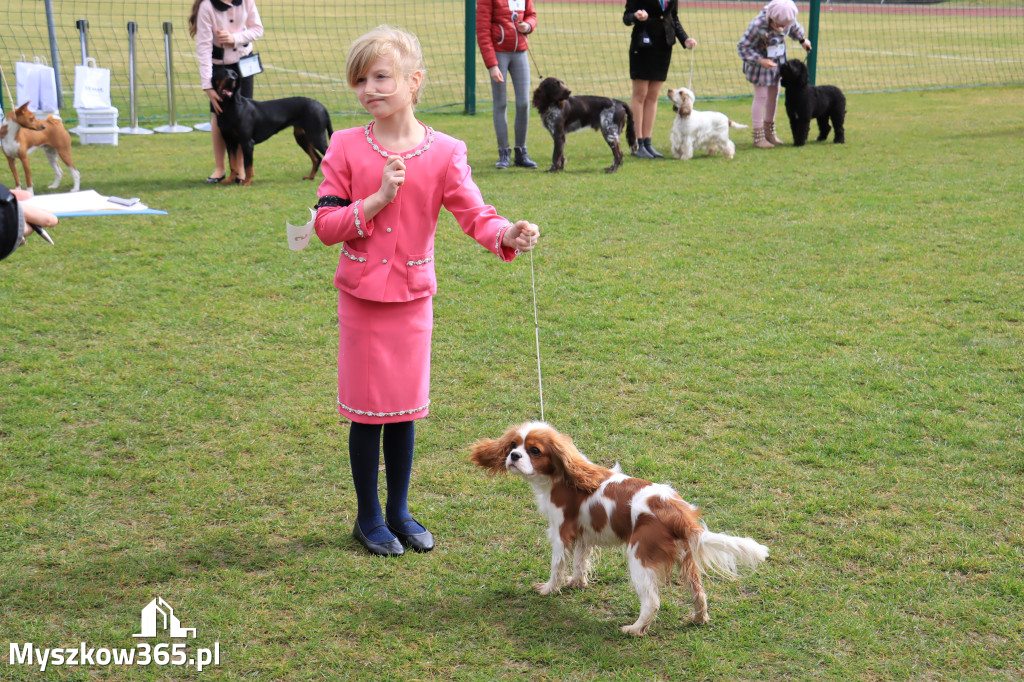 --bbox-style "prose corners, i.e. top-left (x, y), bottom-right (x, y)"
top-left (133, 597), bottom-right (196, 638)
